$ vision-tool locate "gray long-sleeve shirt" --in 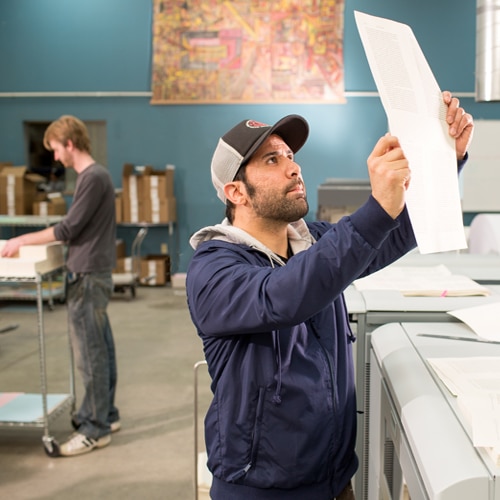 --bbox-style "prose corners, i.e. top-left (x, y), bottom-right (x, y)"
top-left (54, 163), bottom-right (116, 273)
